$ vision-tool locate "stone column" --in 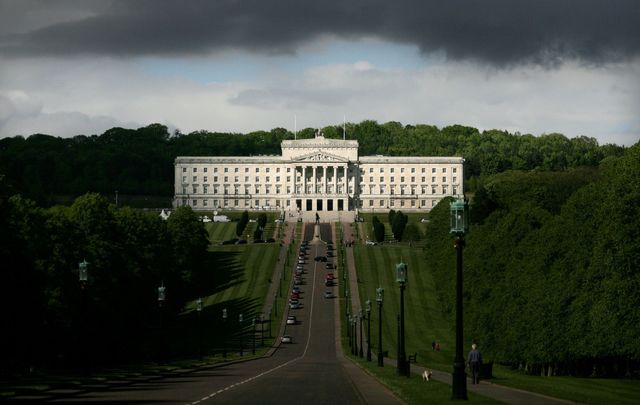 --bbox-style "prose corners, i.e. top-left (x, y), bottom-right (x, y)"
top-left (334, 166), bottom-right (338, 195)
top-left (313, 166), bottom-right (317, 195)
top-left (302, 166), bottom-right (306, 195)
top-left (323, 165), bottom-right (328, 195)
